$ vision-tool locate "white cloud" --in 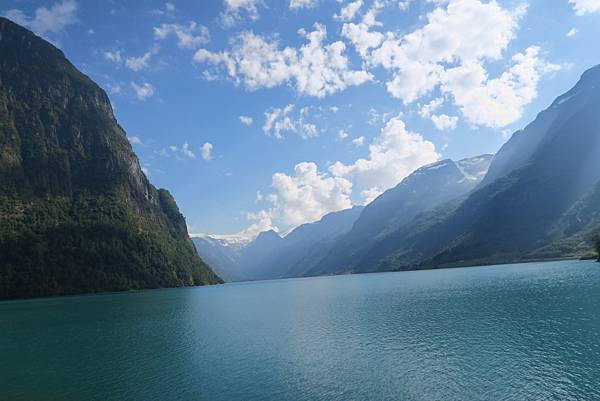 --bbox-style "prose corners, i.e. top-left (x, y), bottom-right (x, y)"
top-left (431, 114), bottom-right (458, 130)
top-left (360, 188), bottom-right (382, 204)
top-left (240, 210), bottom-right (278, 238)
top-left (158, 143), bottom-right (202, 160)
top-left (239, 115), bottom-right (254, 125)
top-left (441, 46), bottom-right (560, 128)
top-left (194, 23), bottom-right (372, 97)
top-left (569, 0), bottom-right (600, 15)
top-left (246, 115), bottom-right (440, 230)
top-left (338, 129), bottom-right (349, 140)
top-left (341, 21), bottom-right (384, 58)
top-left (263, 104), bottom-right (318, 139)
top-left (261, 162), bottom-right (353, 228)
top-left (5, 0), bottom-right (77, 36)
top-left (181, 143), bottom-right (196, 159)
top-left (367, 0), bottom-right (526, 103)
top-left (329, 116), bottom-right (440, 201)
top-left (398, 0), bottom-right (412, 11)
top-left (567, 28), bottom-right (578, 37)
top-left (418, 97), bottom-right (444, 118)
top-left (352, 136), bottom-right (365, 146)
top-left (201, 142), bottom-right (213, 161)
top-left (125, 52), bottom-right (152, 71)
top-left (128, 136), bottom-right (142, 145)
top-left (335, 0), bottom-right (364, 21)
top-left (103, 51), bottom-right (122, 63)
top-left (154, 22), bottom-right (210, 49)
top-left (220, 0), bottom-right (263, 27)
top-left (367, 108), bottom-right (393, 126)
top-left (131, 82), bottom-right (155, 100)
top-left (105, 83), bottom-right (122, 94)
top-left (290, 0), bottom-right (318, 10)
top-left (339, 0), bottom-right (557, 128)
top-left (105, 50), bottom-right (153, 72)
top-left (151, 2), bottom-right (176, 16)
